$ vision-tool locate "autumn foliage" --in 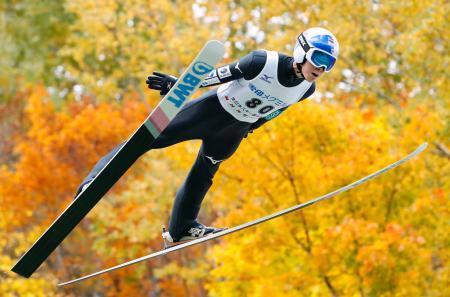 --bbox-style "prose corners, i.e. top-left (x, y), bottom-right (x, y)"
top-left (1, 0), bottom-right (448, 296)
